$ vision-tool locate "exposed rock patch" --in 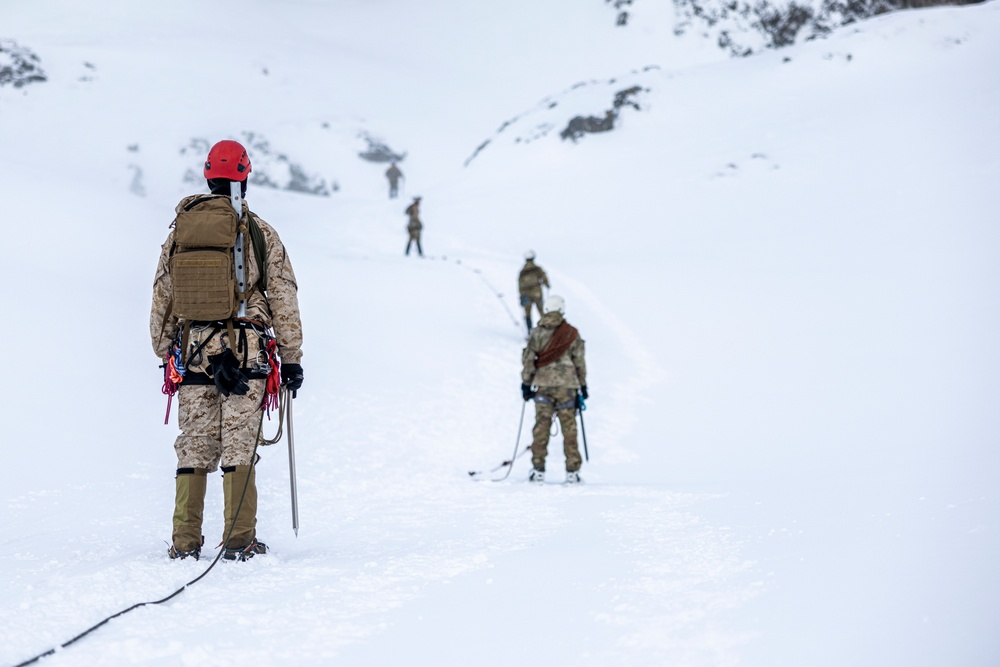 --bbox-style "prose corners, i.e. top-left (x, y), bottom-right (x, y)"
top-left (358, 133), bottom-right (407, 163)
top-left (465, 68), bottom-right (657, 165)
top-left (673, 0), bottom-right (985, 57)
top-left (181, 133), bottom-right (338, 196)
top-left (0, 40), bottom-right (47, 89)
